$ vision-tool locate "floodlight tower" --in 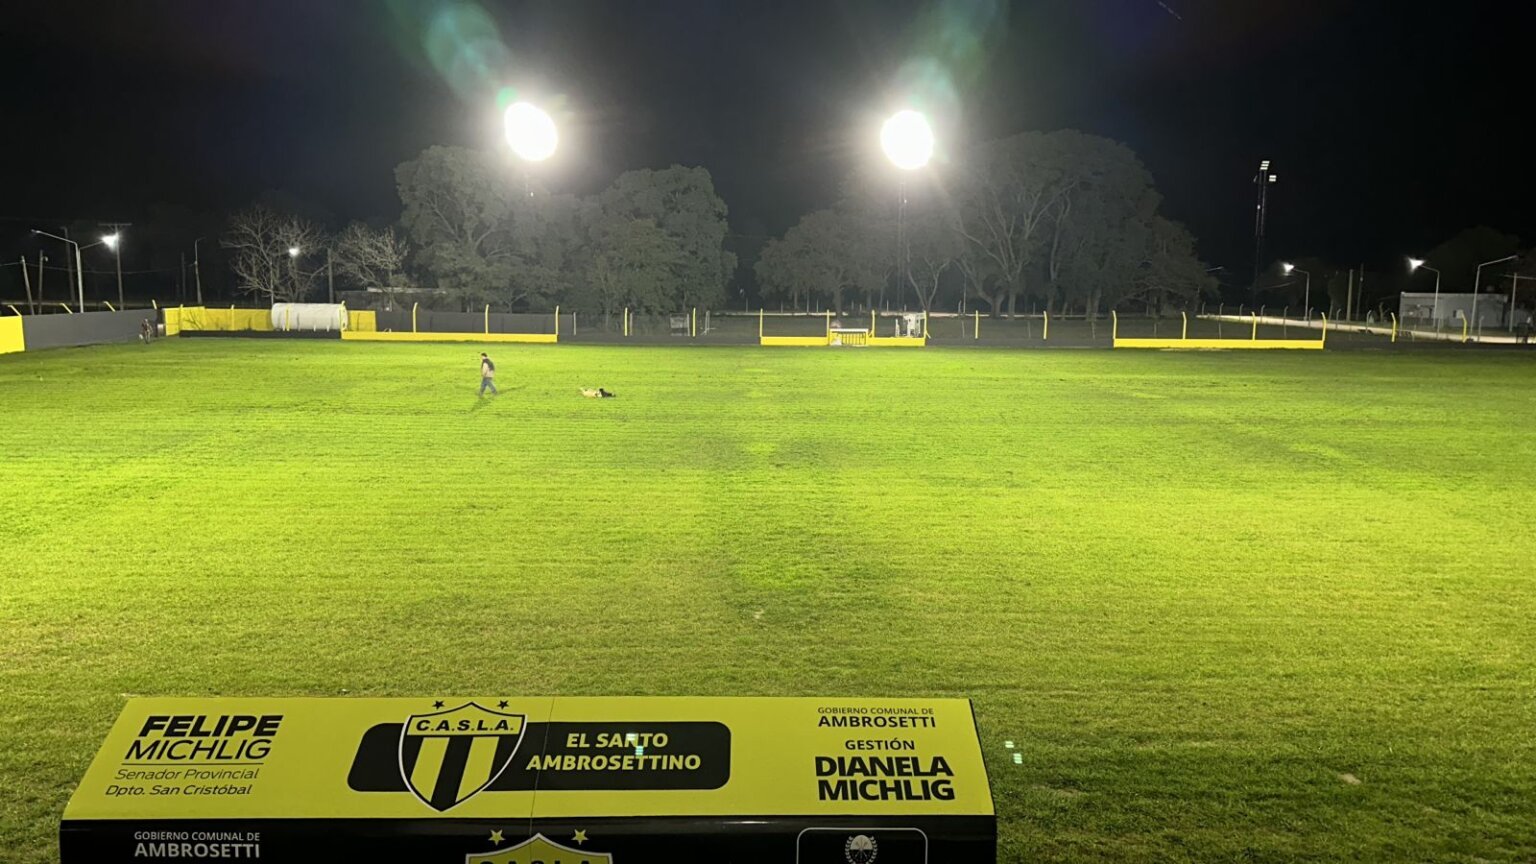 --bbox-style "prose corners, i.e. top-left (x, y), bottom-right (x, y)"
top-left (504, 101), bottom-right (558, 197)
top-left (1252, 160), bottom-right (1277, 296)
top-left (880, 110), bottom-right (934, 313)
